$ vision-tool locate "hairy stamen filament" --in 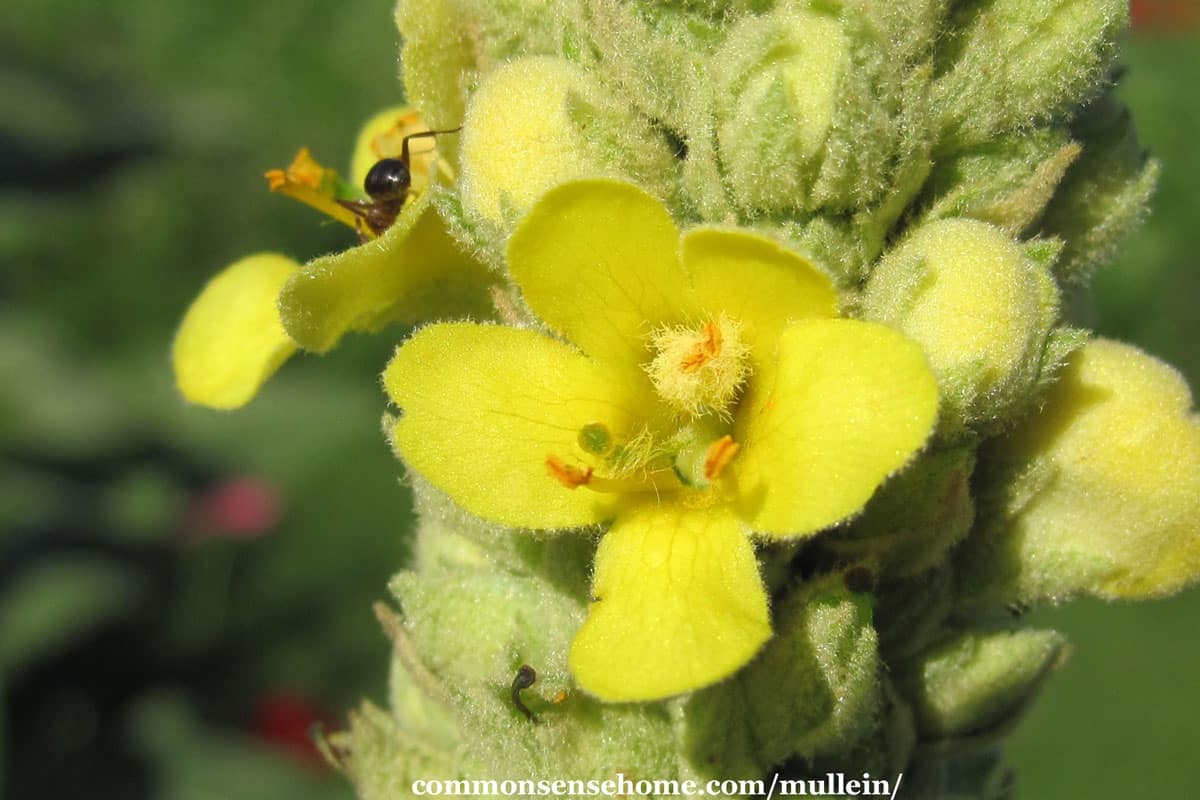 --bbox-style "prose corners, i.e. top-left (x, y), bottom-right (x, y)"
top-left (545, 455), bottom-right (679, 494)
